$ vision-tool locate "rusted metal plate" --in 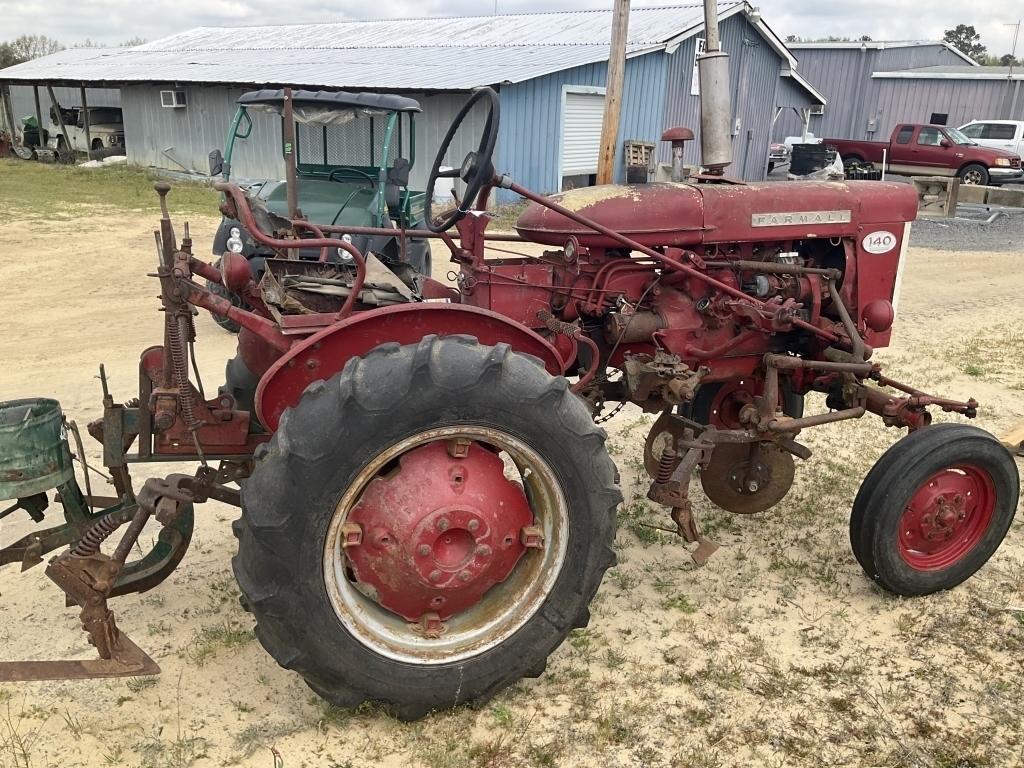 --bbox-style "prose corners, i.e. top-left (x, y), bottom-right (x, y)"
top-left (0, 634), bottom-right (159, 682)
